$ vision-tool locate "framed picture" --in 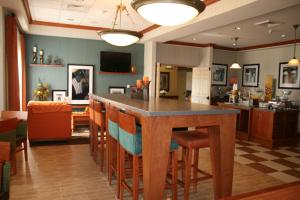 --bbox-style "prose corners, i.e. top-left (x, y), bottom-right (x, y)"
top-left (68, 64), bottom-right (94, 105)
top-left (278, 62), bottom-right (300, 89)
top-left (242, 64), bottom-right (260, 87)
top-left (52, 90), bottom-right (66, 102)
top-left (160, 72), bottom-right (170, 91)
top-left (211, 63), bottom-right (228, 86)
top-left (109, 86), bottom-right (126, 94)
